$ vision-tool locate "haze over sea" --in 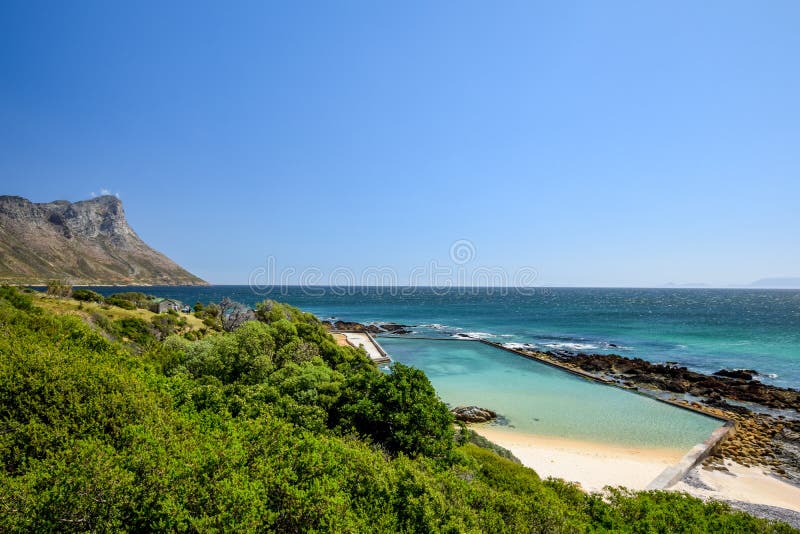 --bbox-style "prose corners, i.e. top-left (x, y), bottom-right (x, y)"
top-left (86, 286), bottom-right (800, 390)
